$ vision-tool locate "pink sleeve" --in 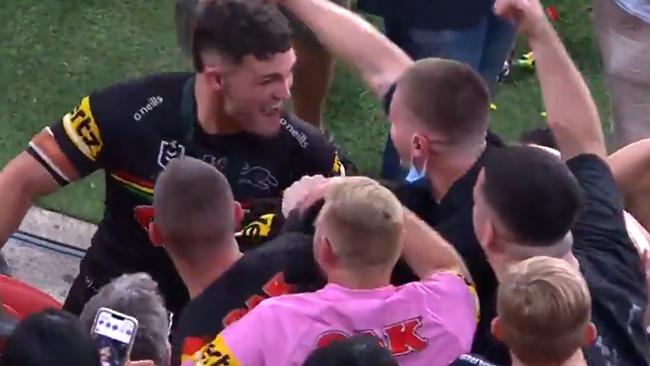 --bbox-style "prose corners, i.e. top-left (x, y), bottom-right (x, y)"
top-left (420, 272), bottom-right (479, 349)
top-left (200, 304), bottom-right (273, 366)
